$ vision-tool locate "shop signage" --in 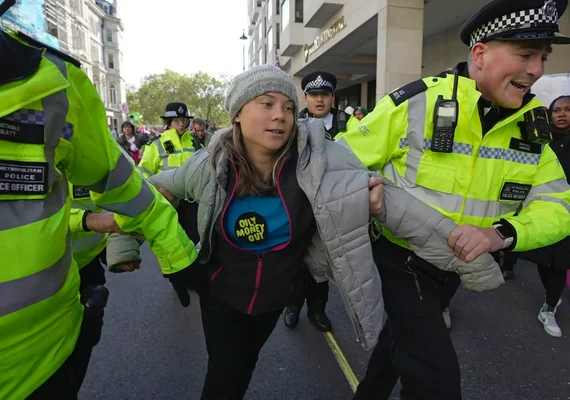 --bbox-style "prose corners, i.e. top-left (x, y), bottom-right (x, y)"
top-left (304, 16), bottom-right (346, 62)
